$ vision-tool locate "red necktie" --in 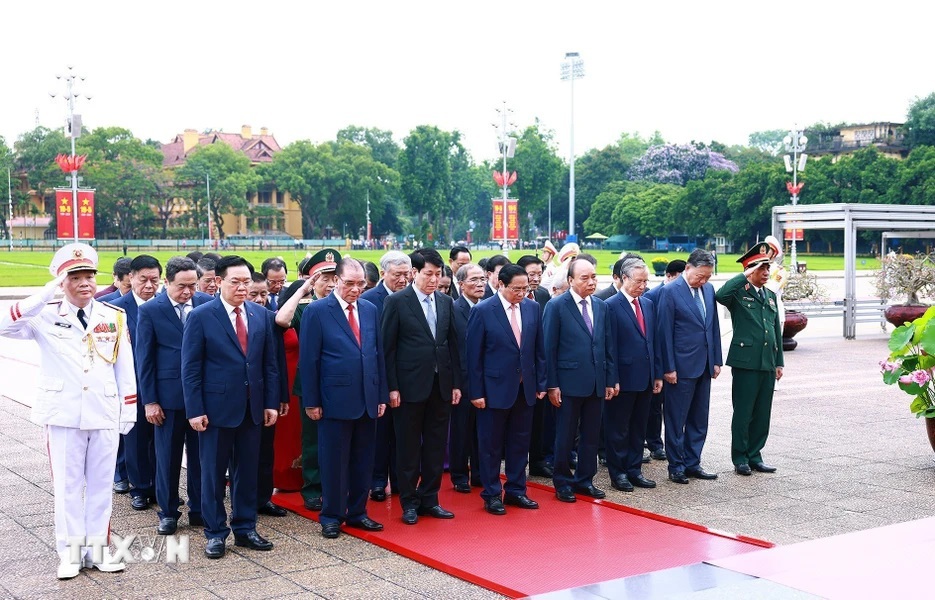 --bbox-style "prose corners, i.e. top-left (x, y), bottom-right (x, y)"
top-left (347, 304), bottom-right (361, 346)
top-left (234, 306), bottom-right (248, 354)
top-left (527, 291), bottom-right (534, 300)
top-left (633, 298), bottom-right (645, 335)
